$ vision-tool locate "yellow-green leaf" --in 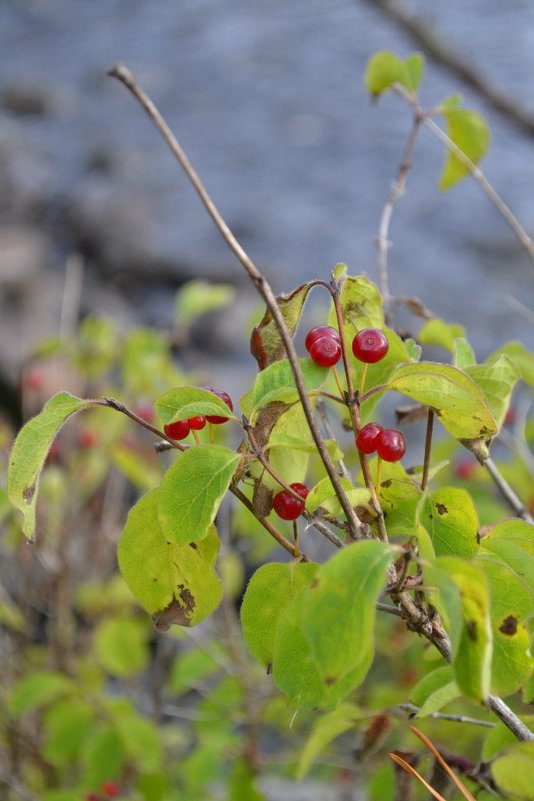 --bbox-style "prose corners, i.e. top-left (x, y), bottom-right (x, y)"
top-left (439, 107), bottom-right (490, 190)
top-left (155, 386), bottom-right (238, 425)
top-left (492, 742), bottom-right (534, 800)
top-left (419, 487), bottom-right (479, 559)
top-left (364, 51), bottom-right (424, 97)
top-left (418, 318), bottom-right (465, 352)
